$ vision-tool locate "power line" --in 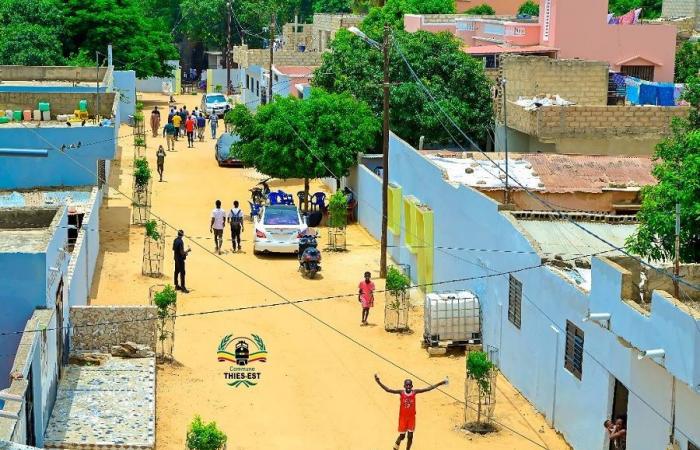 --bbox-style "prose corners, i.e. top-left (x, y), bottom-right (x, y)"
top-left (390, 36), bottom-right (700, 294)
